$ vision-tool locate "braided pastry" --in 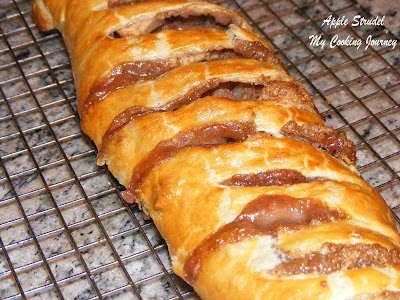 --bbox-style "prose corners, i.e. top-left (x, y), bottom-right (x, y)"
top-left (33, 0), bottom-right (400, 299)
